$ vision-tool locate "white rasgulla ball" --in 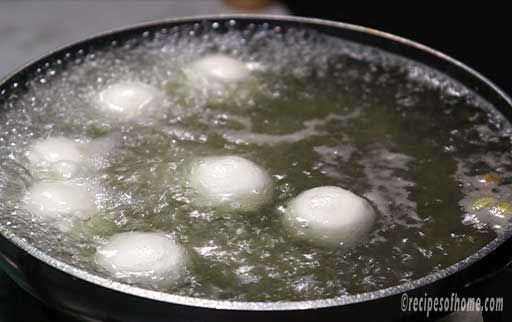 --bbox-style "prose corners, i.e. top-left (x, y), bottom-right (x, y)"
top-left (23, 181), bottom-right (98, 230)
top-left (26, 137), bottom-right (83, 178)
top-left (284, 186), bottom-right (376, 247)
top-left (97, 82), bottom-right (163, 119)
top-left (95, 232), bottom-right (187, 287)
top-left (189, 155), bottom-right (272, 211)
top-left (186, 54), bottom-right (250, 85)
